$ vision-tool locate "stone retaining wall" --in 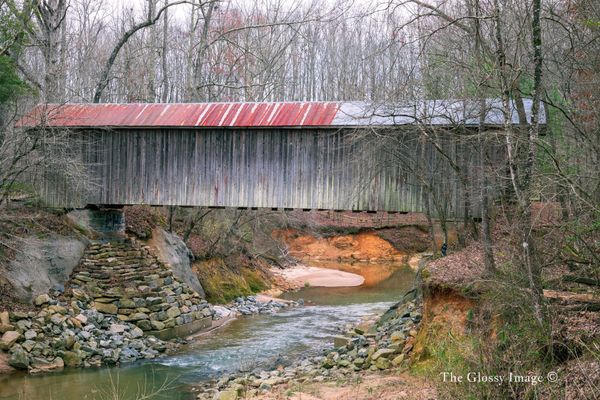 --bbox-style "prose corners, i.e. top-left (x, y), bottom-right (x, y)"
top-left (69, 239), bottom-right (214, 333)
